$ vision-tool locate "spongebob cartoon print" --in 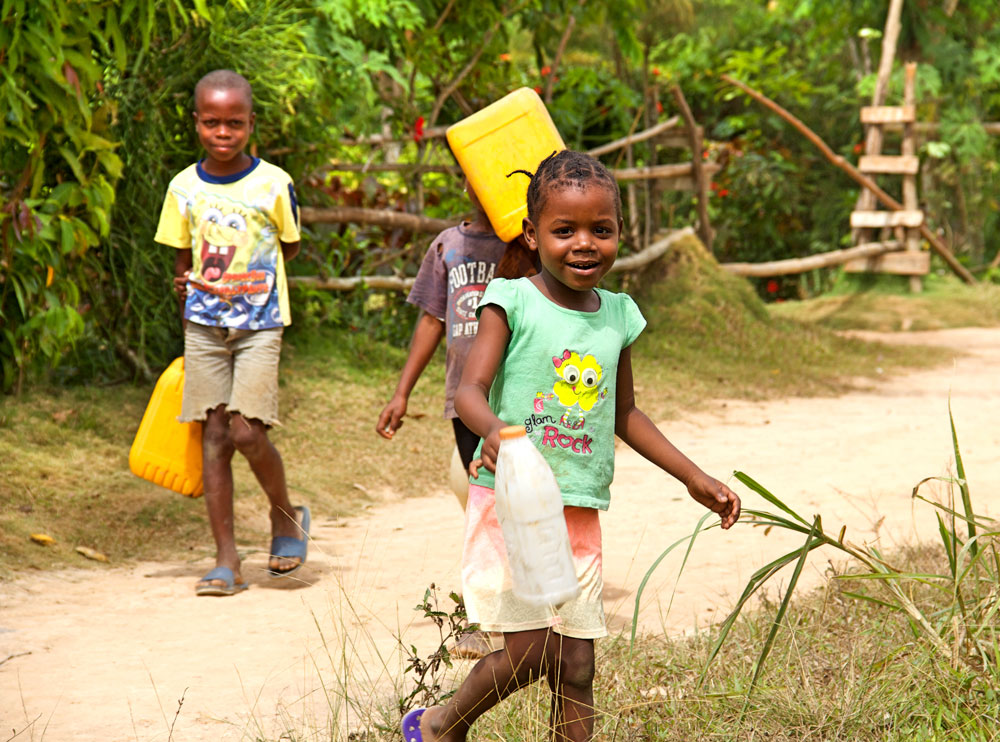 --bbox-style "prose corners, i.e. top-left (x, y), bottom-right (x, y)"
top-left (198, 205), bottom-right (248, 283)
top-left (187, 196), bottom-right (282, 329)
top-left (534, 349), bottom-right (609, 430)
